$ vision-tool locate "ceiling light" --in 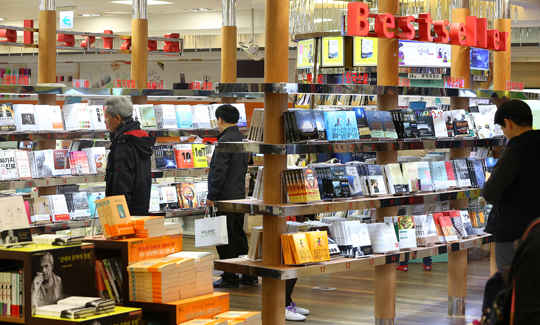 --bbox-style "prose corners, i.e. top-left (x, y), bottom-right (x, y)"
top-left (82, 14), bottom-right (92, 17)
top-left (91, 14), bottom-right (101, 16)
top-left (198, 8), bottom-right (211, 11)
top-left (184, 8), bottom-right (211, 11)
top-left (0, 18), bottom-right (4, 21)
top-left (111, 0), bottom-right (173, 4)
